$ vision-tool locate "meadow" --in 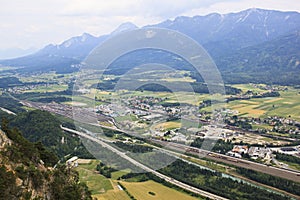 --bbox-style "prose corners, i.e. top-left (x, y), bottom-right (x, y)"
top-left (24, 84), bottom-right (68, 93)
top-left (76, 160), bottom-right (113, 195)
top-left (76, 159), bottom-right (199, 200)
